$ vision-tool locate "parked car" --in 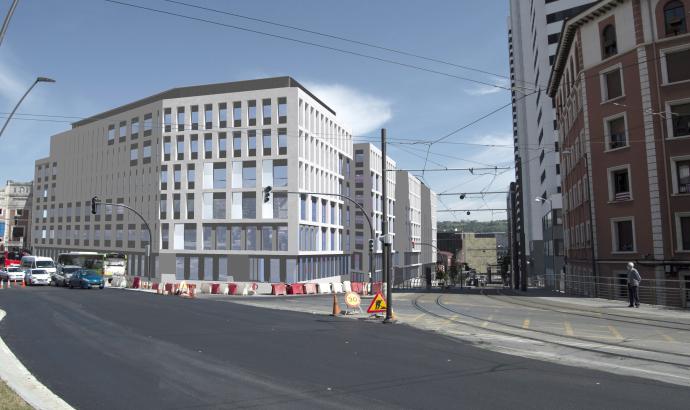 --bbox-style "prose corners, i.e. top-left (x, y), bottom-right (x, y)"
top-left (0, 266), bottom-right (26, 282)
top-left (51, 265), bottom-right (82, 287)
top-left (68, 269), bottom-right (105, 289)
top-left (24, 269), bottom-right (51, 286)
